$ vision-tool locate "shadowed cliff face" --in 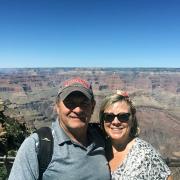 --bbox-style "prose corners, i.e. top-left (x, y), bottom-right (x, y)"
top-left (0, 68), bottom-right (179, 158)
